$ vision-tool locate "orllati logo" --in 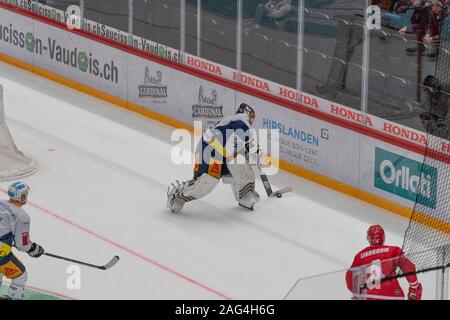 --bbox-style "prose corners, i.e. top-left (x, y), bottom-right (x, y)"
top-left (378, 160), bottom-right (432, 198)
top-left (374, 148), bottom-right (437, 209)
